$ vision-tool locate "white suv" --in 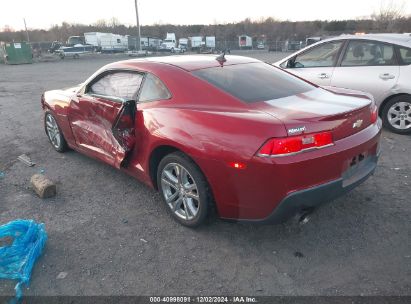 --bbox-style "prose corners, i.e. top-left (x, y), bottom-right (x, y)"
top-left (274, 34), bottom-right (411, 134)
